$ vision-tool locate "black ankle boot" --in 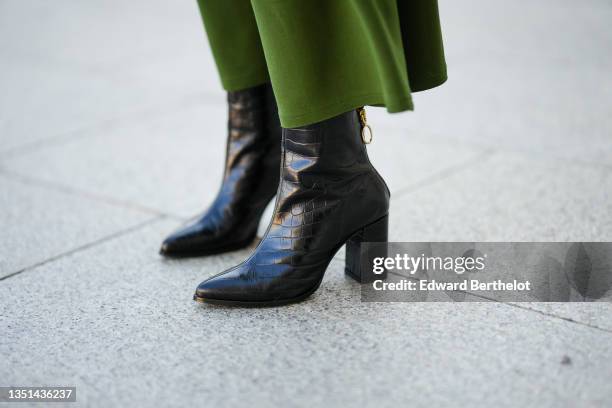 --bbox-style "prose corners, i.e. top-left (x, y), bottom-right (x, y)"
top-left (194, 108), bottom-right (390, 305)
top-left (160, 84), bottom-right (281, 257)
